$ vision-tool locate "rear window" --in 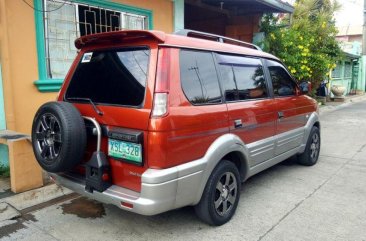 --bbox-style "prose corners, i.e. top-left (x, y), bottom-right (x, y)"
top-left (65, 47), bottom-right (150, 107)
